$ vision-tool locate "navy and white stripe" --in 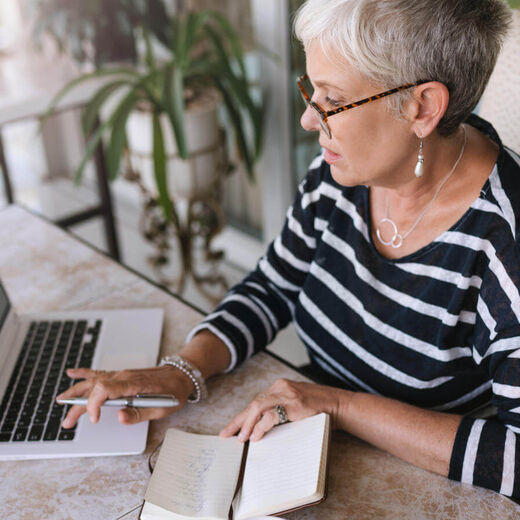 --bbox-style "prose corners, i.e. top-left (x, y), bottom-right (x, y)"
top-left (188, 115), bottom-right (520, 499)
